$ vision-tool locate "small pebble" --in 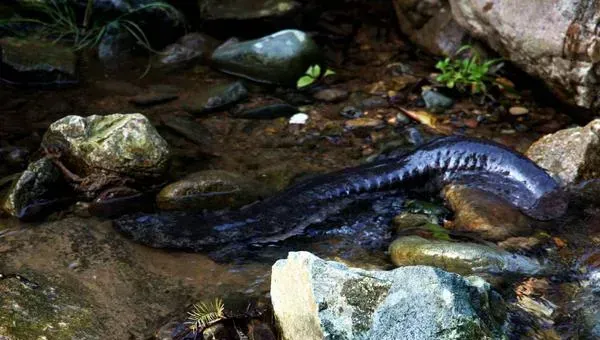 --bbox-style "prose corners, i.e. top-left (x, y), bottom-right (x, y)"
top-left (509, 106), bottom-right (529, 115)
top-left (313, 88), bottom-right (349, 103)
top-left (289, 113), bottom-right (309, 125)
top-left (340, 106), bottom-right (363, 119)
